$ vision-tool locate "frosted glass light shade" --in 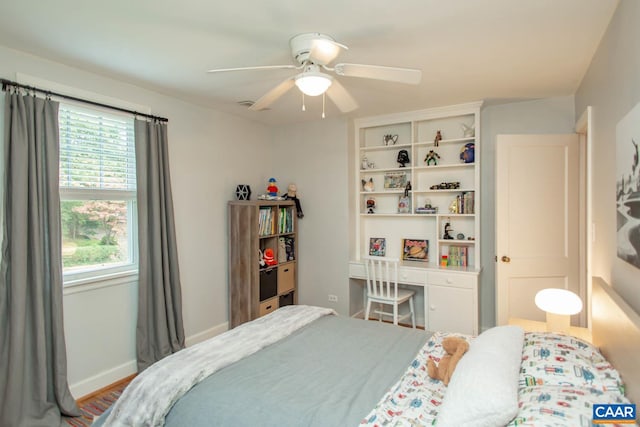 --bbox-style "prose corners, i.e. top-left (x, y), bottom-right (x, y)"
top-left (535, 288), bottom-right (583, 315)
top-left (295, 72), bottom-right (332, 96)
top-left (535, 288), bottom-right (582, 334)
